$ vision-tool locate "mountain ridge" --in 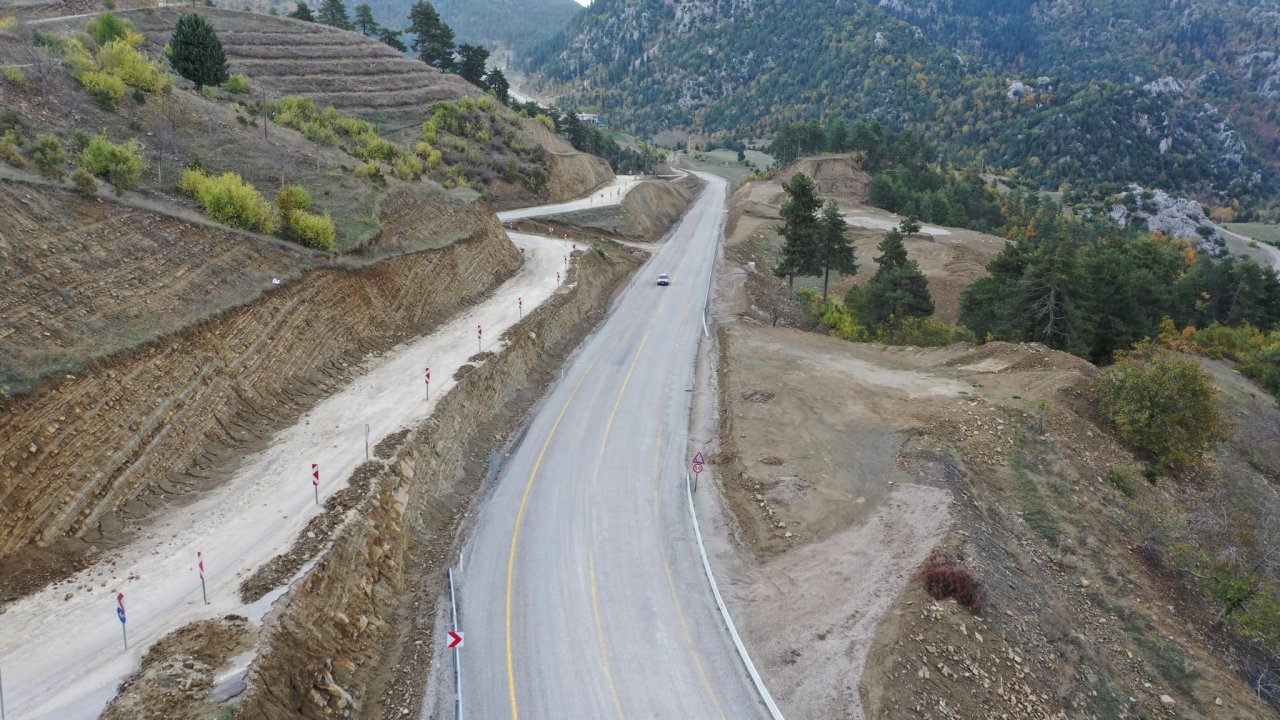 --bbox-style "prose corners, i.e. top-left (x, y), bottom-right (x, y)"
top-left (528, 0), bottom-right (1279, 207)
